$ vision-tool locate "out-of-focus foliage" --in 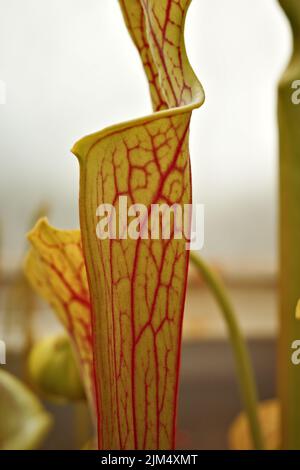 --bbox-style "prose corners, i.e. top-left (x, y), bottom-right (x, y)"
top-left (229, 400), bottom-right (280, 450)
top-left (2, 204), bottom-right (50, 354)
top-left (28, 334), bottom-right (85, 403)
top-left (0, 369), bottom-right (52, 449)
